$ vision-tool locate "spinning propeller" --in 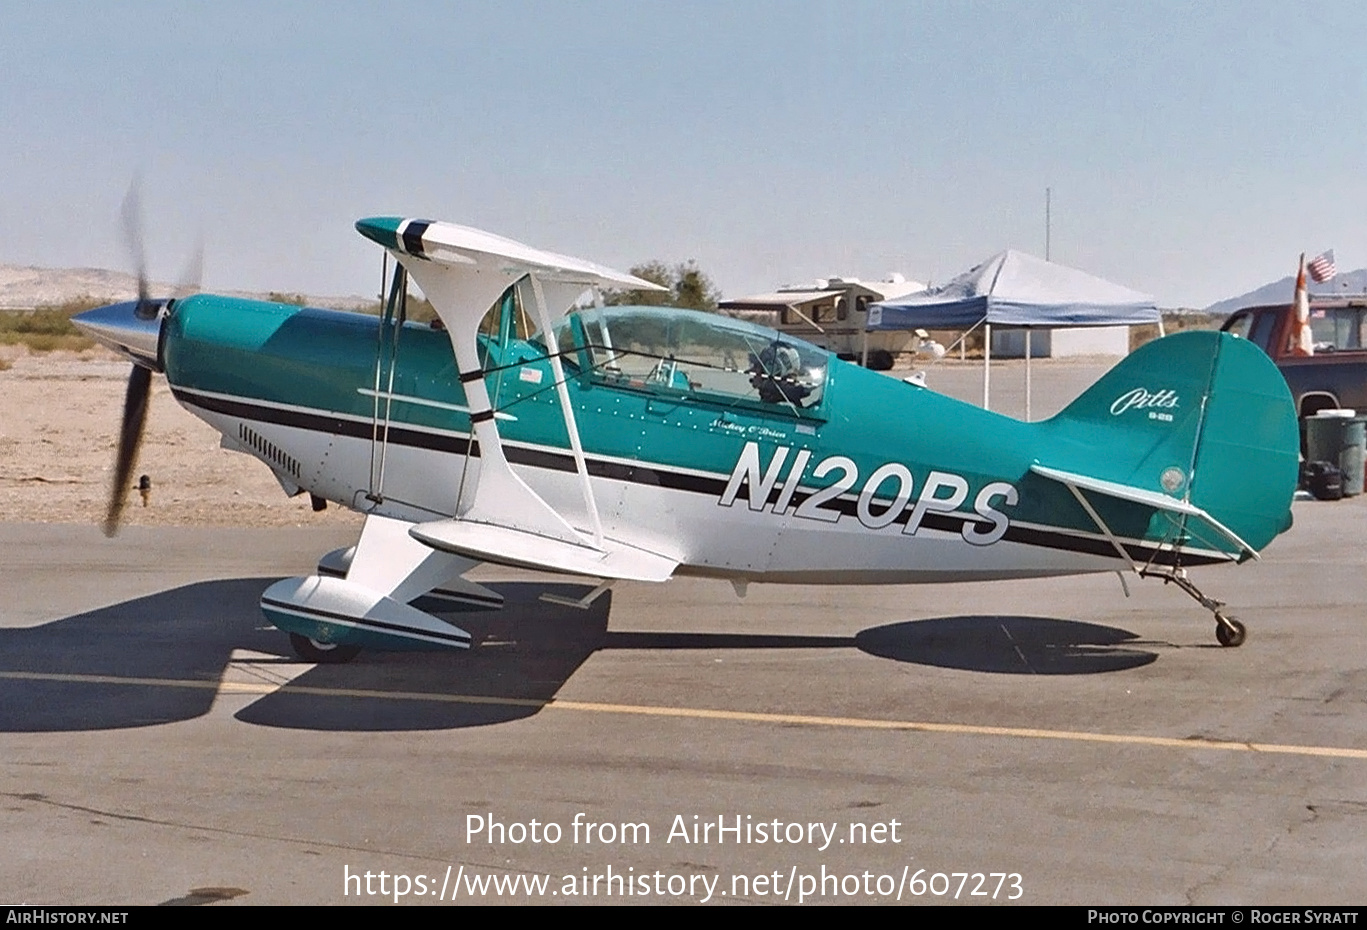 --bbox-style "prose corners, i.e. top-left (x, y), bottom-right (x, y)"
top-left (104, 364), bottom-right (152, 536)
top-left (73, 182), bottom-right (202, 536)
